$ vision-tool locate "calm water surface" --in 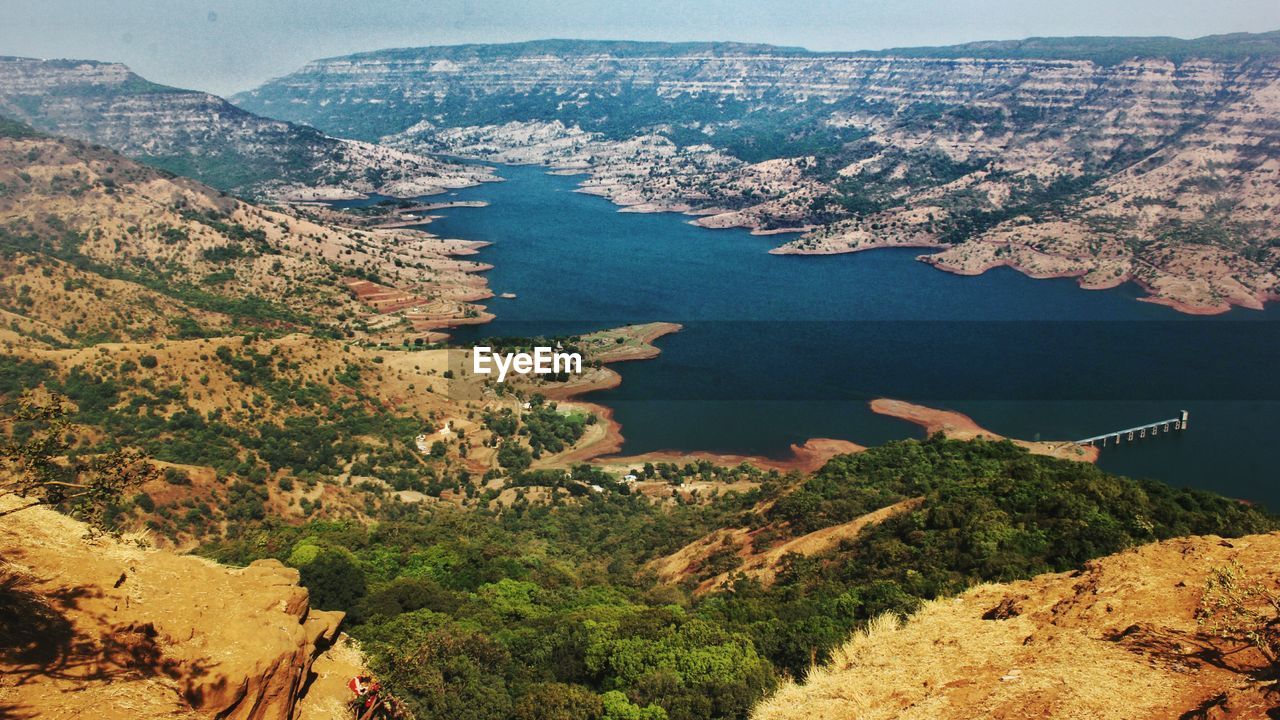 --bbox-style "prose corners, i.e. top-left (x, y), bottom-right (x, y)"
top-left (358, 165), bottom-right (1280, 507)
